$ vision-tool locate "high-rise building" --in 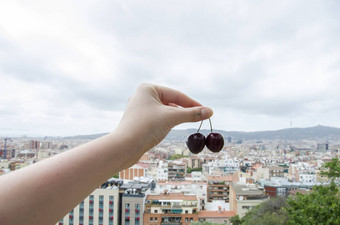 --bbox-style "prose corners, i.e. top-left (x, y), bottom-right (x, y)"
top-left (57, 187), bottom-right (119, 225)
top-left (119, 182), bottom-right (150, 225)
